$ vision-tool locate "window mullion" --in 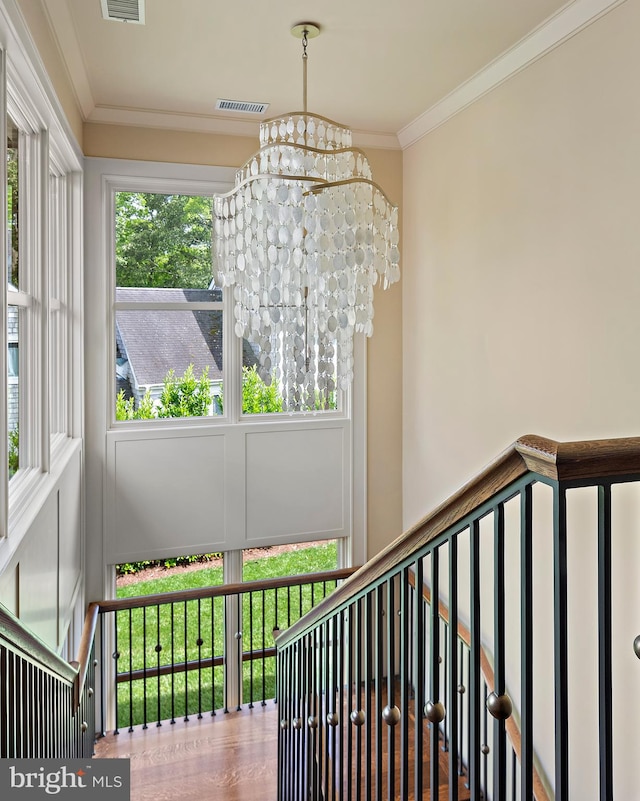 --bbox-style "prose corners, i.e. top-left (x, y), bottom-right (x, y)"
top-left (0, 46), bottom-right (8, 537)
top-left (39, 130), bottom-right (50, 471)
